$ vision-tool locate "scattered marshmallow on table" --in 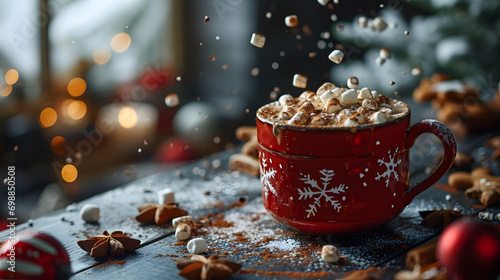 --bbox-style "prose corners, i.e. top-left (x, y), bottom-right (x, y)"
top-left (175, 224), bottom-right (191, 240)
top-left (347, 76), bottom-right (359, 89)
top-left (293, 74), bottom-right (308, 88)
top-left (285, 15), bottom-right (299, 27)
top-left (317, 0), bottom-right (329, 6)
top-left (187, 238), bottom-right (208, 254)
top-left (157, 188), bottom-right (175, 205)
top-left (172, 215), bottom-right (197, 229)
top-left (328, 50), bottom-right (344, 64)
top-left (80, 204), bottom-right (100, 223)
top-left (341, 89), bottom-right (358, 105)
top-left (321, 245), bottom-right (339, 263)
top-left (250, 33), bottom-right (265, 48)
